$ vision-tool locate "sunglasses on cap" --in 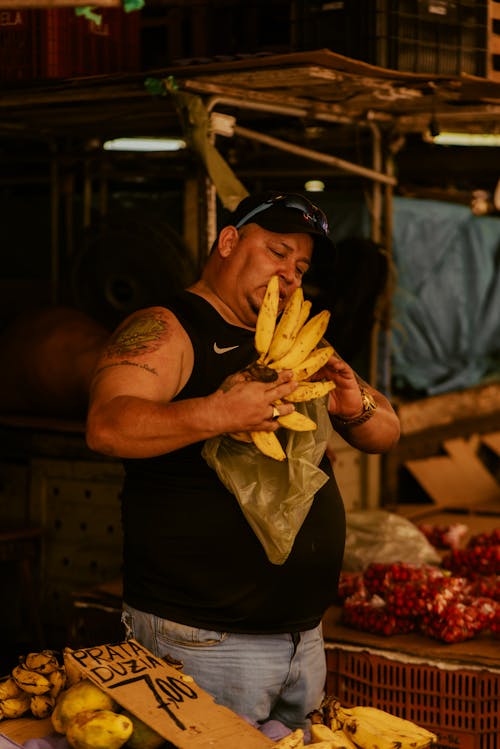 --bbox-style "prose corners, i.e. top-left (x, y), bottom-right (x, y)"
top-left (234, 193), bottom-right (330, 236)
